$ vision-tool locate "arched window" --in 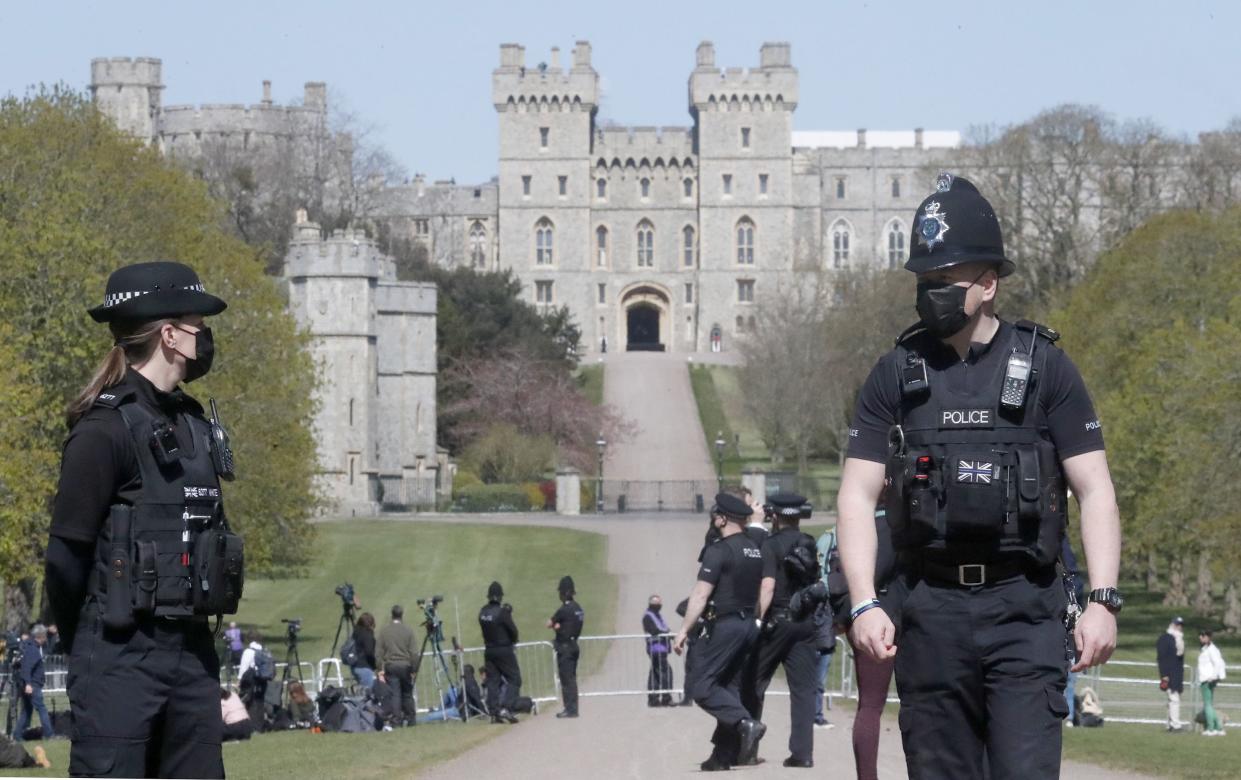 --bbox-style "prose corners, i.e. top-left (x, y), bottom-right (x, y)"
top-left (636, 220), bottom-right (654, 267)
top-left (736, 217), bottom-right (755, 265)
top-left (597, 178), bottom-right (607, 199)
top-left (683, 225), bottom-right (696, 267)
top-left (596, 226), bottom-right (608, 267)
top-left (640, 178), bottom-right (651, 199)
top-left (887, 222), bottom-right (906, 270)
top-left (535, 218), bottom-right (554, 265)
top-left (832, 221), bottom-right (851, 268)
top-left (683, 178), bottom-right (694, 198)
top-left (469, 221), bottom-right (487, 268)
